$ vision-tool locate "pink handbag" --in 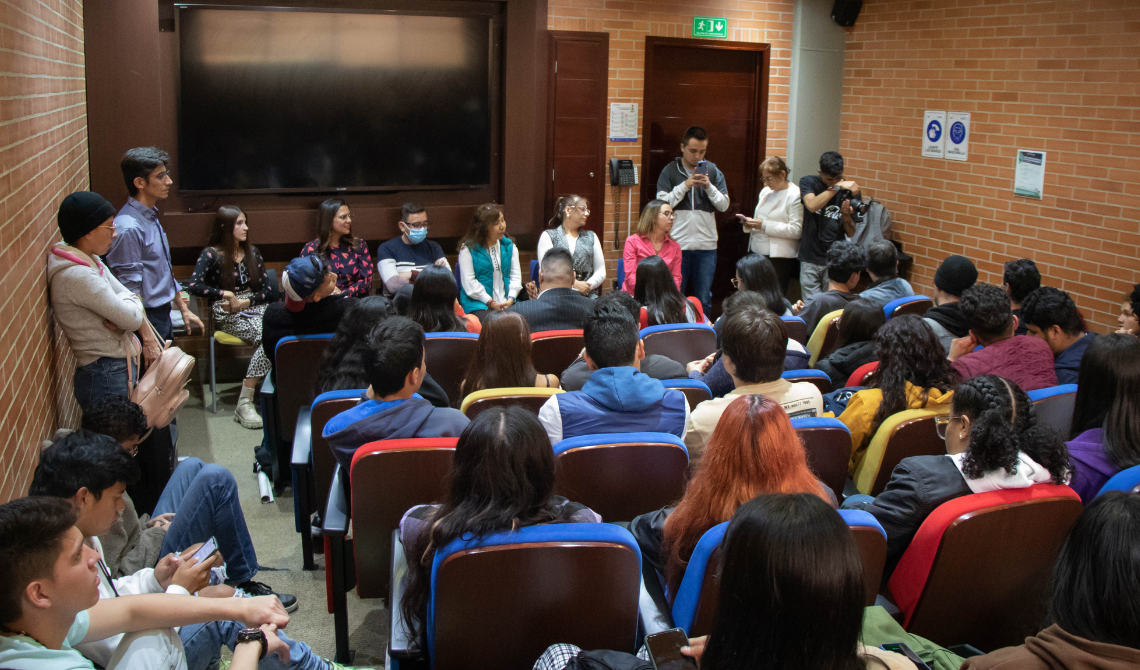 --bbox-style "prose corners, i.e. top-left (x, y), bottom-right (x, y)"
top-left (126, 317), bottom-right (195, 431)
